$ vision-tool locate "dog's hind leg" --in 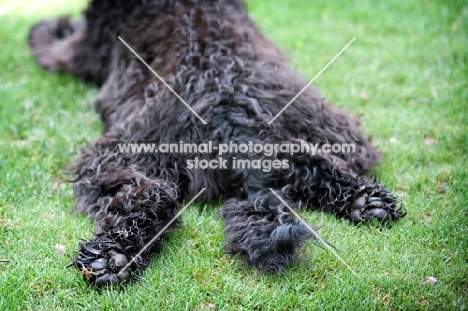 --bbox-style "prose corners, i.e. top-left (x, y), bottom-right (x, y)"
top-left (71, 170), bottom-right (180, 287)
